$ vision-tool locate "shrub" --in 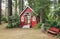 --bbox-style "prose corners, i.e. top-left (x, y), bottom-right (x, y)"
top-left (6, 14), bottom-right (20, 28)
top-left (1, 16), bottom-right (7, 23)
top-left (45, 20), bottom-right (60, 29)
top-left (36, 22), bottom-right (42, 29)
